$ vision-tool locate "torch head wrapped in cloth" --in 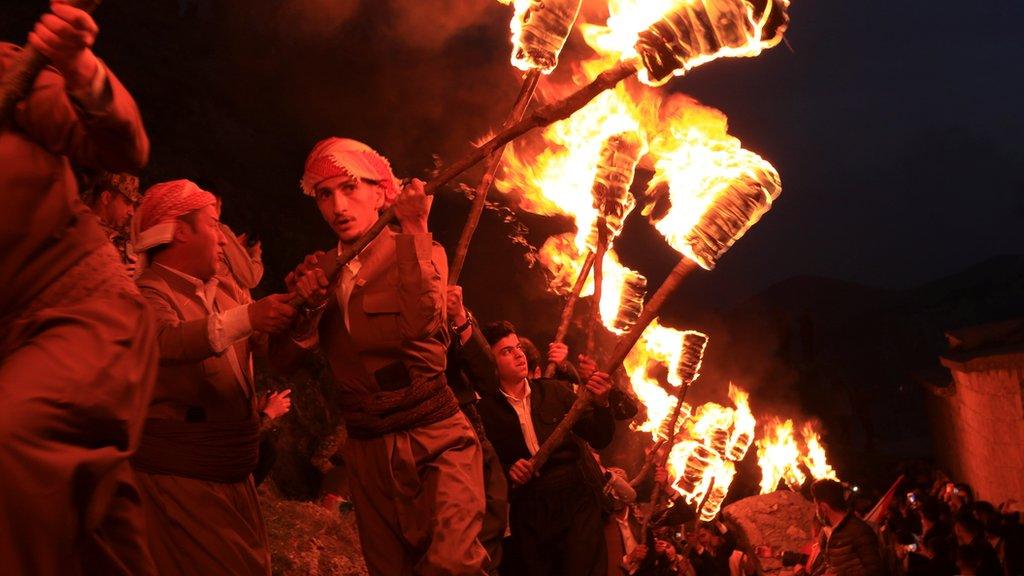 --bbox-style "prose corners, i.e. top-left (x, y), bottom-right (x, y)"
top-left (635, 0), bottom-right (791, 86)
top-left (646, 151), bottom-right (781, 271)
top-left (612, 271), bottom-right (647, 334)
top-left (507, 0), bottom-right (584, 73)
top-left (676, 330), bottom-right (709, 385)
top-left (585, 131), bottom-right (645, 251)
